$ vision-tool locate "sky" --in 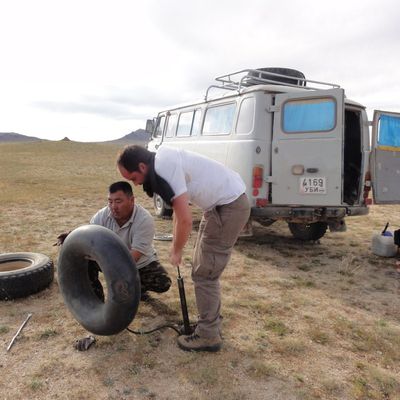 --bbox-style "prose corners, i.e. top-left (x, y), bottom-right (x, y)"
top-left (1, 0), bottom-right (400, 142)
